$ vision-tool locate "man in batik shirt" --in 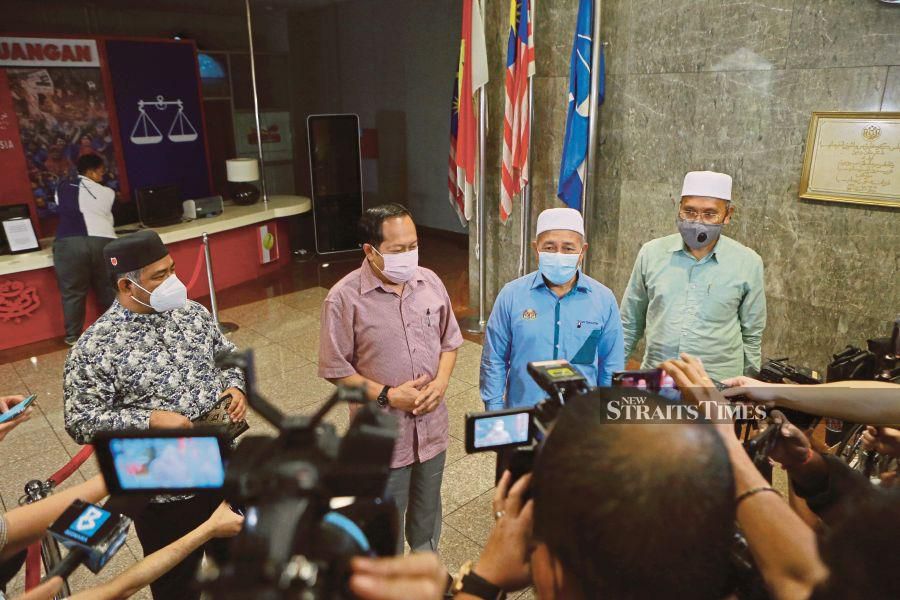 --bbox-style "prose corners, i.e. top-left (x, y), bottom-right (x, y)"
top-left (64, 230), bottom-right (247, 600)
